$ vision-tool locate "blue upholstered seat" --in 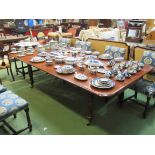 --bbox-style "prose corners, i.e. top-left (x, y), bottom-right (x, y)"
top-left (104, 45), bottom-right (126, 58)
top-left (0, 90), bottom-right (28, 120)
top-left (0, 84), bottom-right (7, 93)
